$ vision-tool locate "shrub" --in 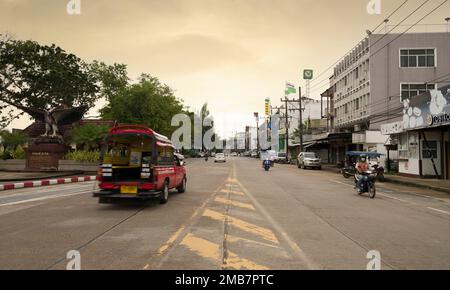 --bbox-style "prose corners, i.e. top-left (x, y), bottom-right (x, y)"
top-left (65, 150), bottom-right (100, 163)
top-left (0, 150), bottom-right (13, 160)
top-left (11, 147), bottom-right (25, 159)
